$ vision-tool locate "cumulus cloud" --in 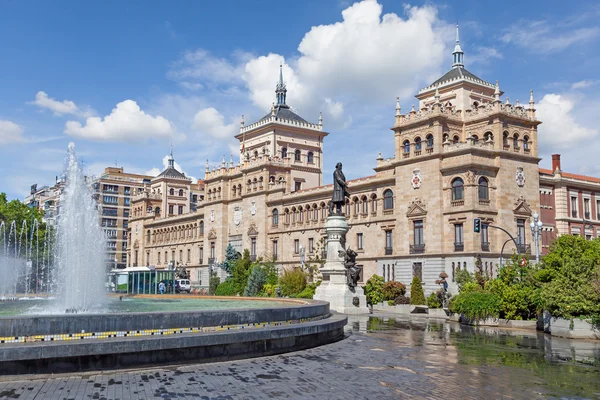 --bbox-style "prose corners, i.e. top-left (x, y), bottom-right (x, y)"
top-left (571, 80), bottom-right (600, 90)
top-left (536, 93), bottom-right (598, 148)
top-left (501, 20), bottom-right (600, 54)
top-left (193, 108), bottom-right (238, 139)
top-left (145, 154), bottom-right (197, 183)
top-left (0, 120), bottom-right (25, 144)
top-left (469, 46), bottom-right (503, 65)
top-left (168, 1), bottom-right (451, 127)
top-left (30, 91), bottom-right (95, 118)
top-left (64, 100), bottom-right (178, 142)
